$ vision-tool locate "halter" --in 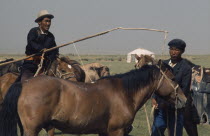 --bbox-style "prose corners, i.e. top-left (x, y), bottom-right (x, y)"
top-left (49, 66), bottom-right (76, 80)
top-left (155, 65), bottom-right (179, 92)
top-left (56, 67), bottom-right (76, 79)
